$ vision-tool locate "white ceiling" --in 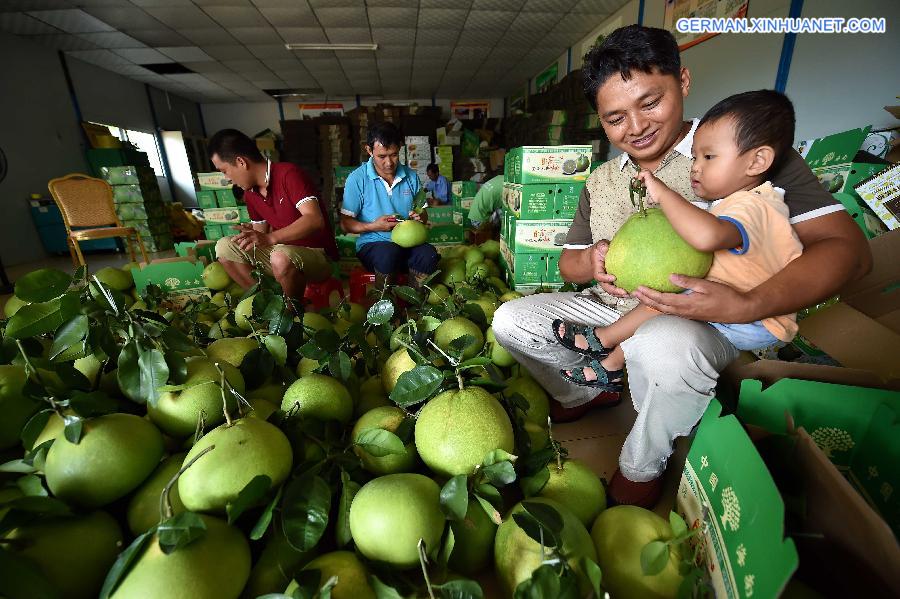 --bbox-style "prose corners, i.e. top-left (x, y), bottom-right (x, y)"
top-left (1, 0), bottom-right (628, 104)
